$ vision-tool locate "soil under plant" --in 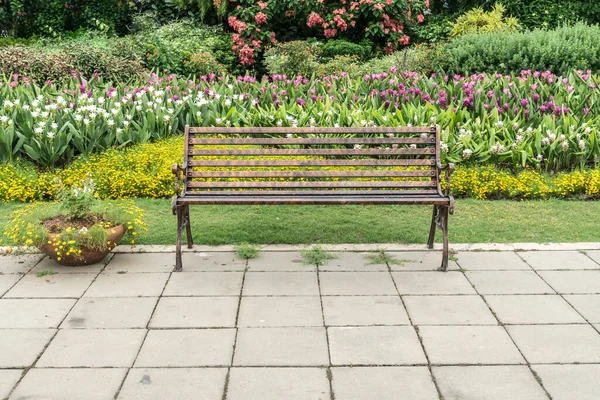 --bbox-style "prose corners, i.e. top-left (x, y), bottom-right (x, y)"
top-left (42, 214), bottom-right (112, 234)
